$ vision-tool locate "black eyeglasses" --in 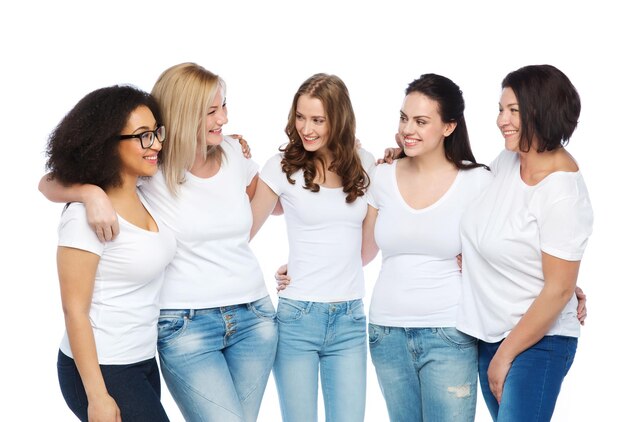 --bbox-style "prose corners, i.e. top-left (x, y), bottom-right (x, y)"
top-left (119, 125), bottom-right (166, 149)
